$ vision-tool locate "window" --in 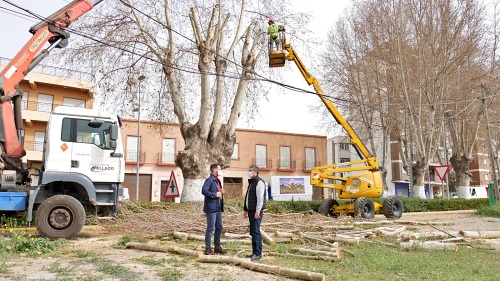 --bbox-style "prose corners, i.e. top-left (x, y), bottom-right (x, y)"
top-left (280, 146), bottom-right (291, 169)
top-left (126, 136), bottom-right (140, 162)
top-left (484, 158), bottom-right (487, 165)
top-left (340, 157), bottom-right (350, 163)
top-left (63, 97), bottom-right (85, 108)
top-left (305, 147), bottom-right (315, 170)
top-left (21, 92), bottom-right (28, 110)
top-left (256, 144), bottom-right (267, 168)
top-left (161, 138), bottom-right (175, 163)
top-left (339, 143), bottom-right (350, 150)
top-left (18, 129), bottom-right (25, 145)
top-left (61, 118), bottom-right (114, 149)
top-left (485, 174), bottom-right (489, 181)
top-left (34, 131), bottom-right (45, 151)
top-left (37, 94), bottom-right (53, 112)
top-left (231, 143), bottom-right (239, 160)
